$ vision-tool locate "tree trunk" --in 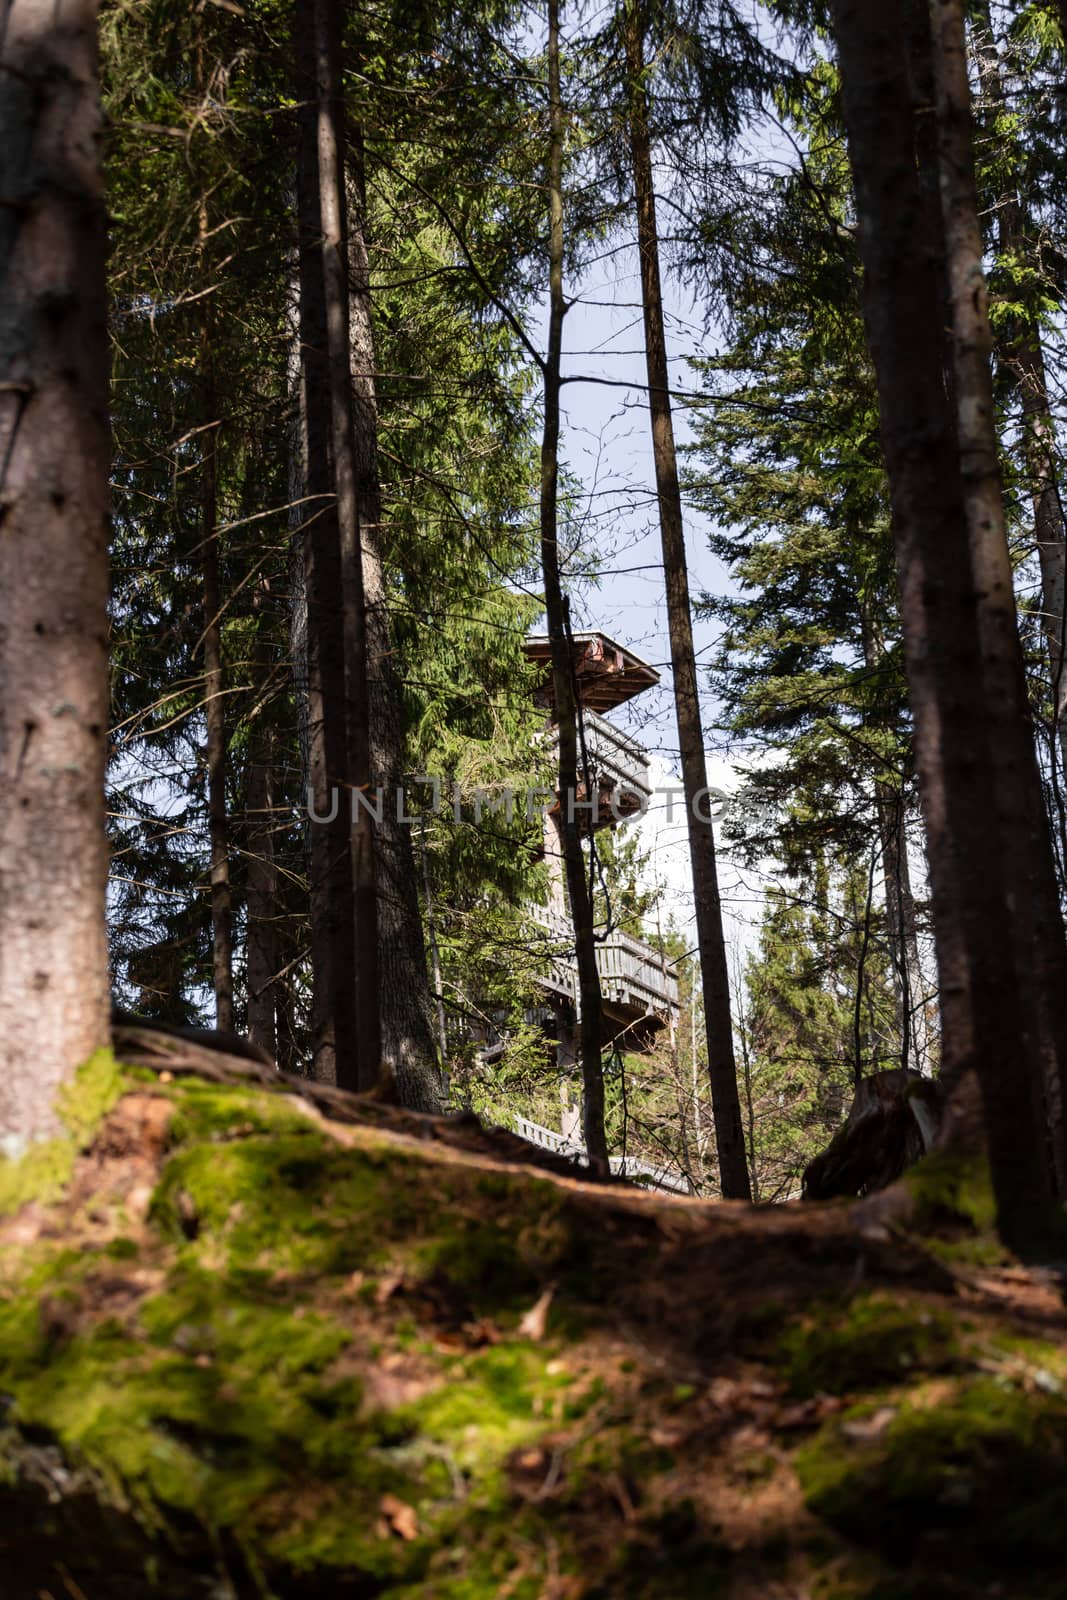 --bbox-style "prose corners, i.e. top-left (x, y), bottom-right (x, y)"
top-left (245, 579), bottom-right (278, 1060)
top-left (829, 0), bottom-right (1067, 1239)
top-left (294, 3), bottom-right (358, 1085)
top-left (623, 0), bottom-right (751, 1200)
top-left (197, 195), bottom-right (234, 1034)
top-left (0, 0), bottom-right (111, 1152)
top-left (931, 0), bottom-right (1067, 1195)
top-left (311, 0), bottom-right (383, 1093)
top-left (858, 600), bottom-right (929, 1073)
top-left (244, 743), bottom-right (277, 1059)
top-left (347, 131), bottom-right (441, 1111)
top-left (874, 780), bottom-right (929, 1073)
top-left (970, 3), bottom-right (1067, 785)
top-left (1017, 337), bottom-right (1067, 779)
top-left (541, 0), bottom-right (608, 1172)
